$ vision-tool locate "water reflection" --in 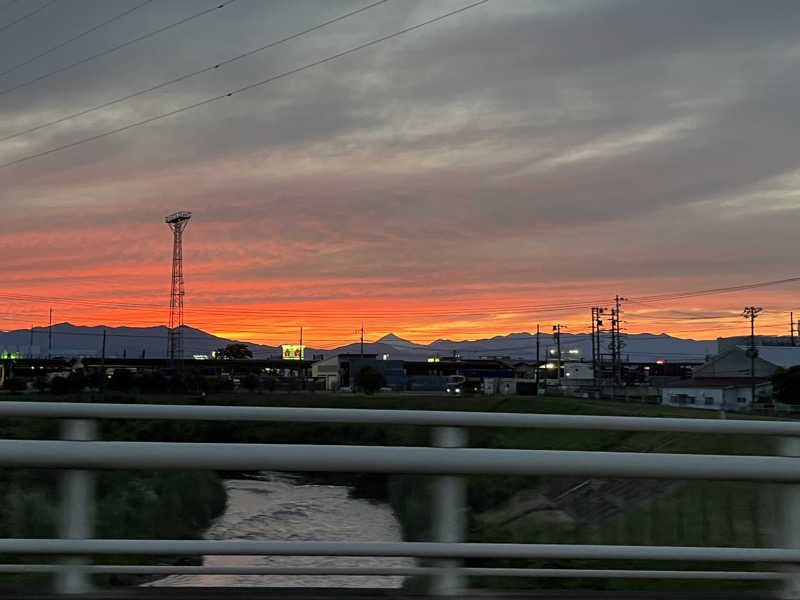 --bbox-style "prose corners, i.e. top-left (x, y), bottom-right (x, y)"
top-left (146, 473), bottom-right (413, 588)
